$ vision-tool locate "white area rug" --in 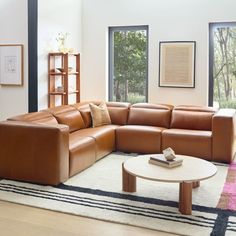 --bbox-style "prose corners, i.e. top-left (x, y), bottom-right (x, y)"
top-left (0, 153), bottom-right (236, 236)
